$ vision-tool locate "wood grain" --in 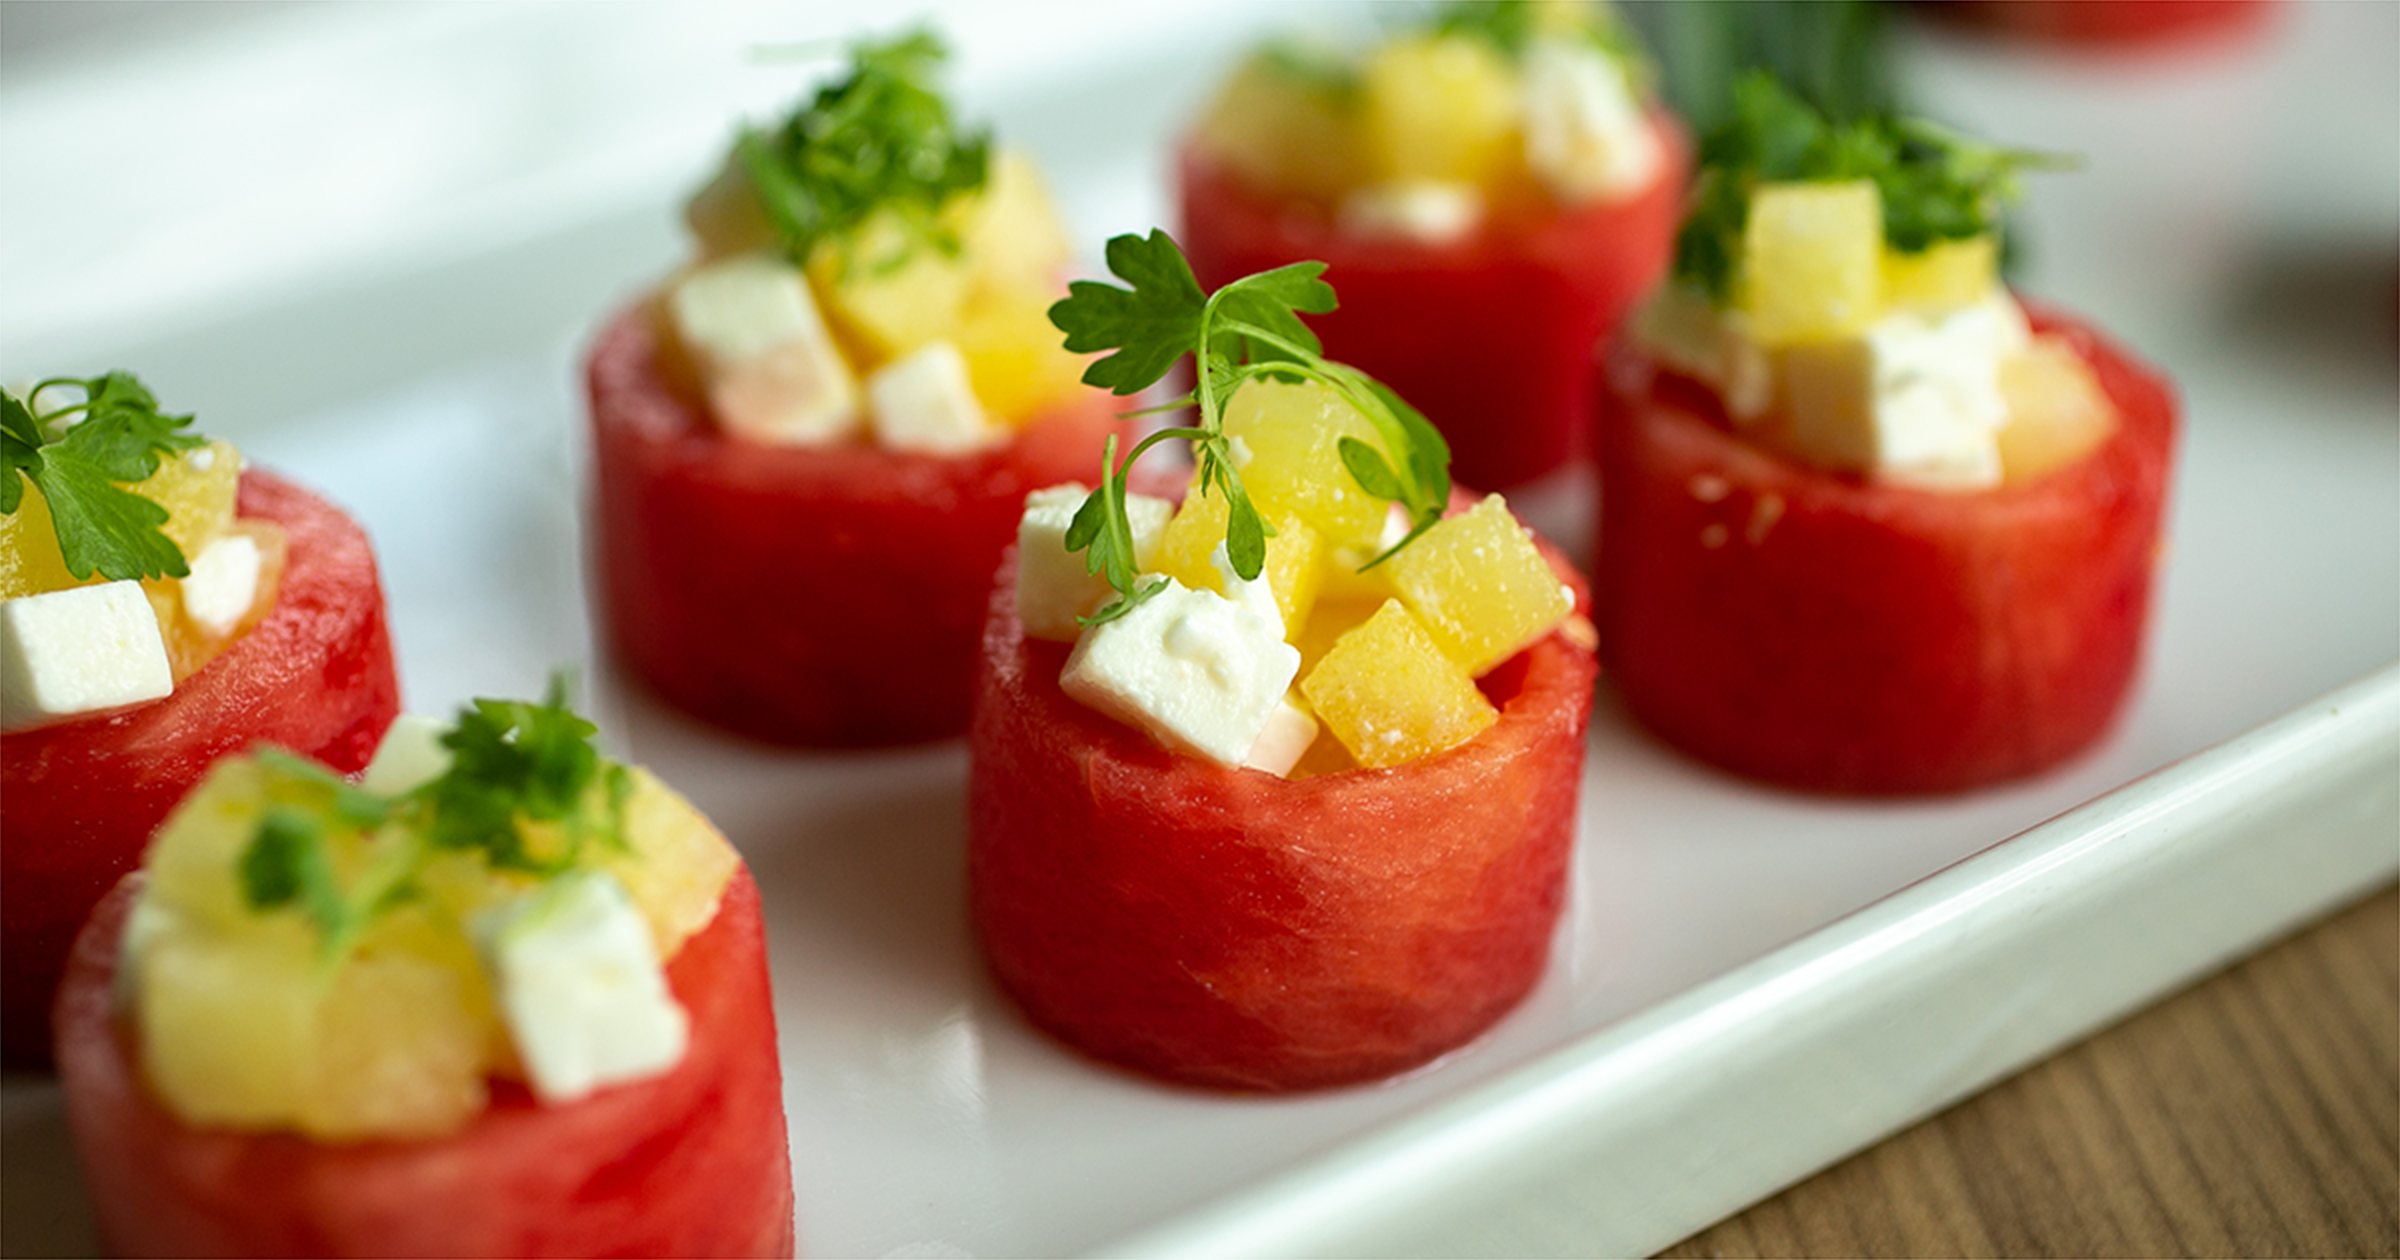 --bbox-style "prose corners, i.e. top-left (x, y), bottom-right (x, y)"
top-left (1661, 882), bottom-right (2400, 1259)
